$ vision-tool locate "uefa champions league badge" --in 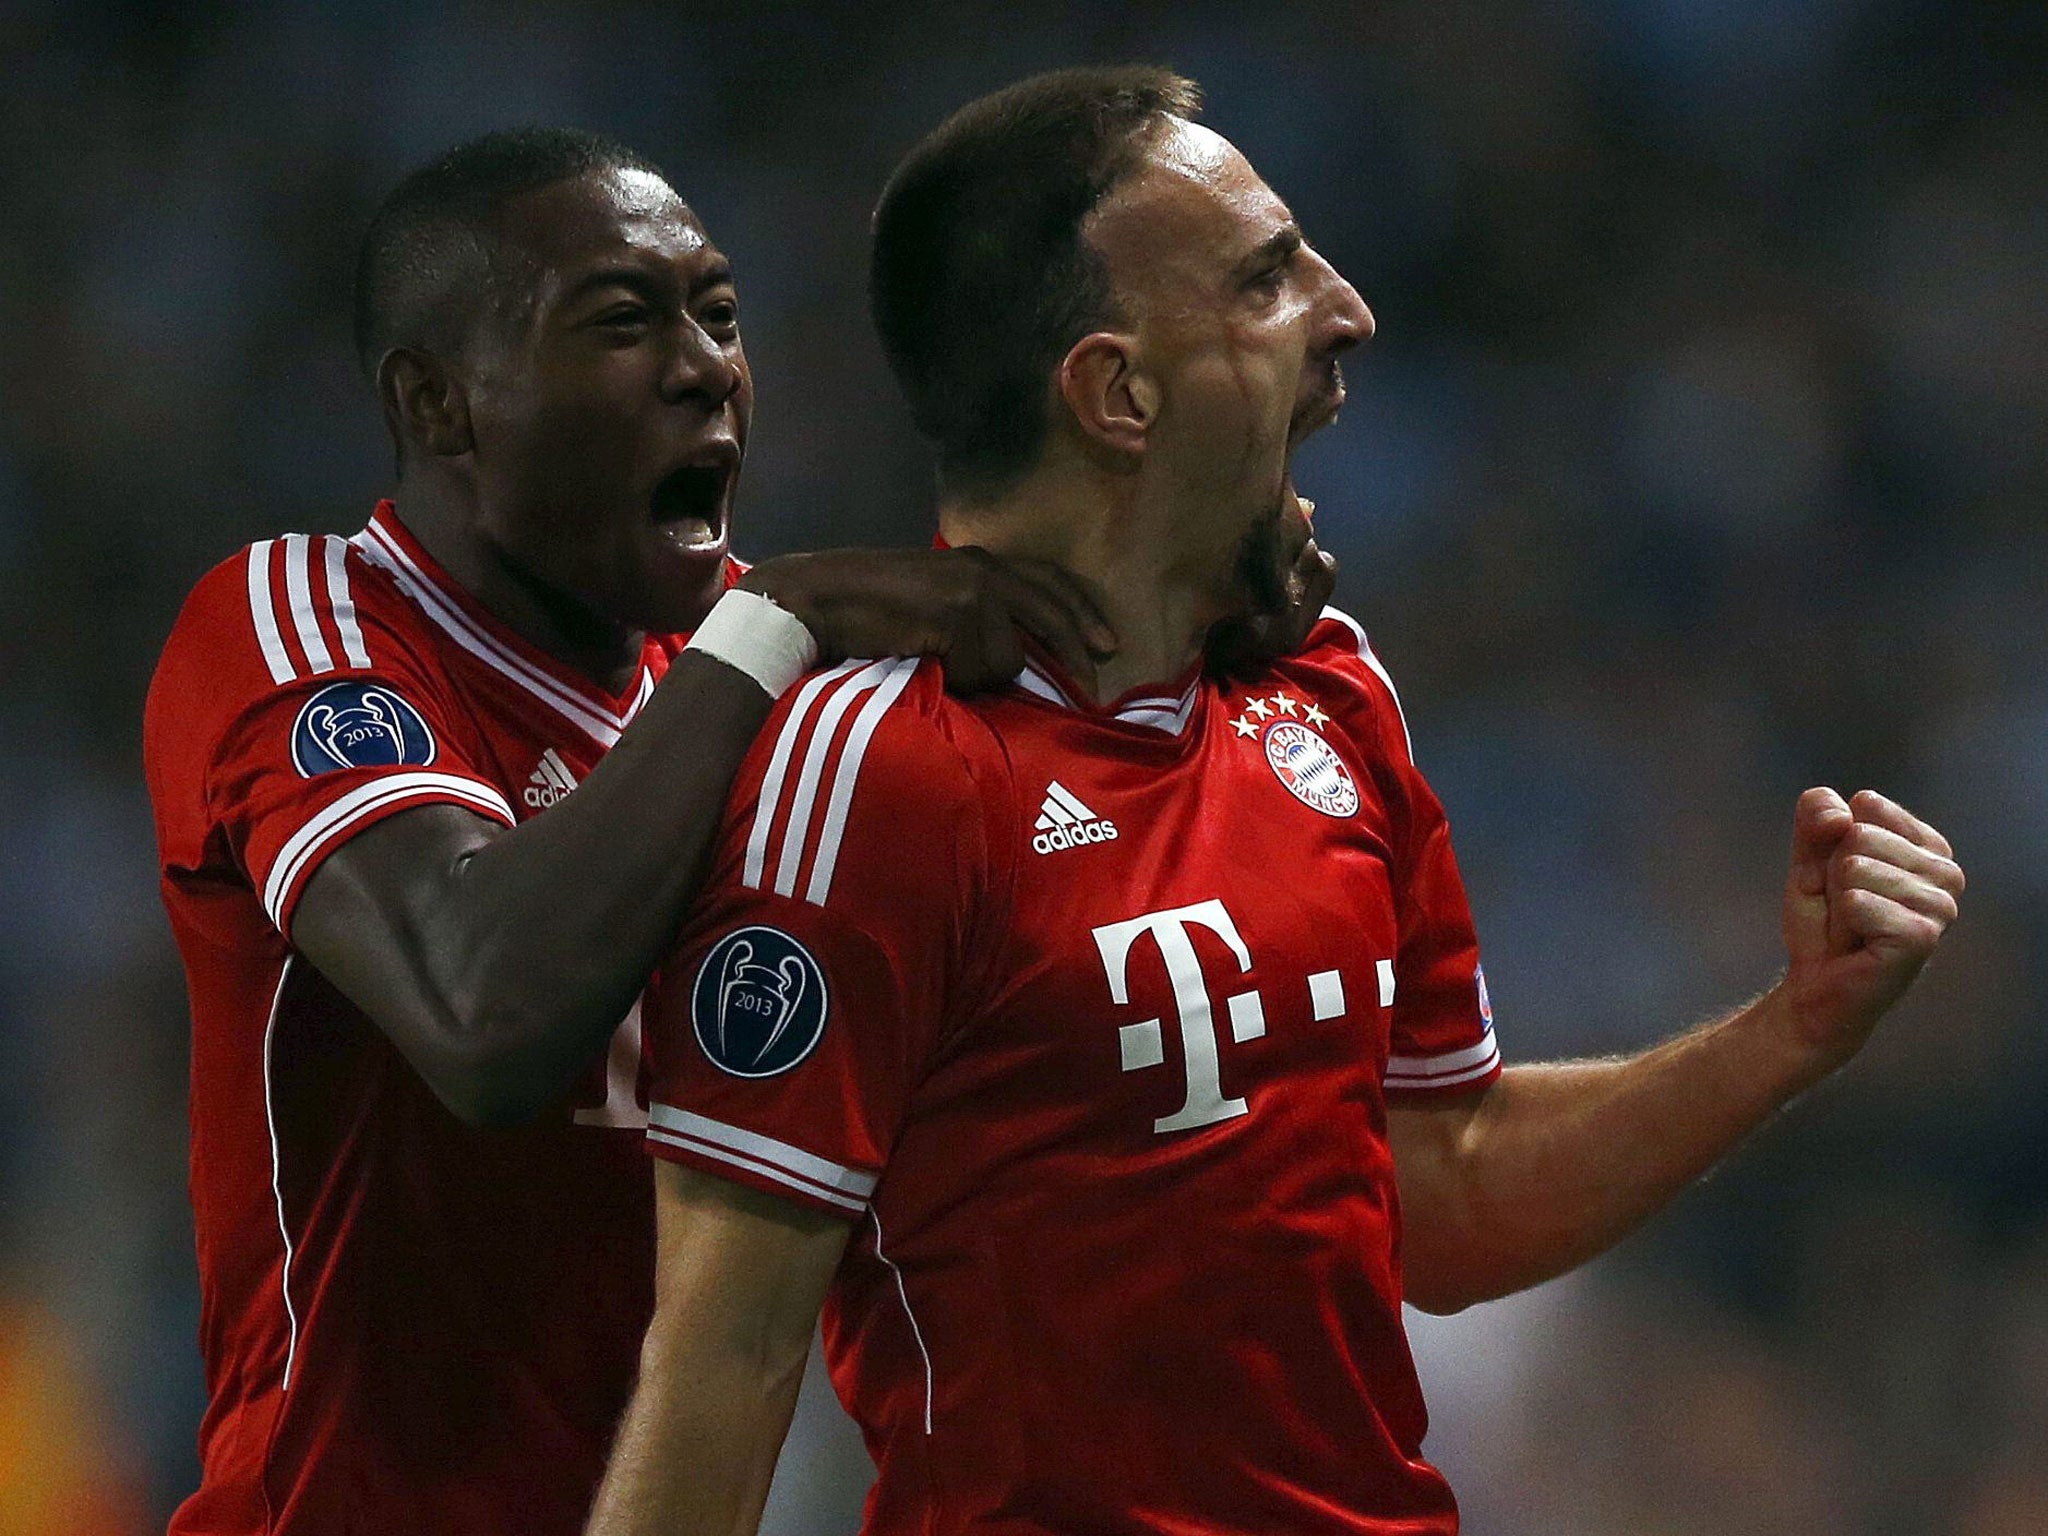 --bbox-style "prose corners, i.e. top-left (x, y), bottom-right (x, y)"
top-left (692, 927), bottom-right (830, 1078)
top-left (290, 682), bottom-right (437, 777)
top-left (1475, 963), bottom-right (1494, 1029)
